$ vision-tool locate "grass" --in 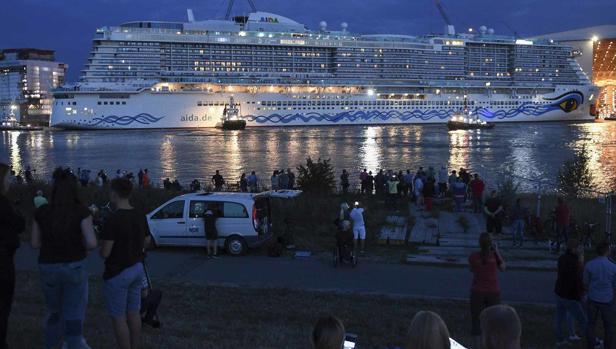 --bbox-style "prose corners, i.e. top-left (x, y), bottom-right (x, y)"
top-left (8, 271), bottom-right (583, 349)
